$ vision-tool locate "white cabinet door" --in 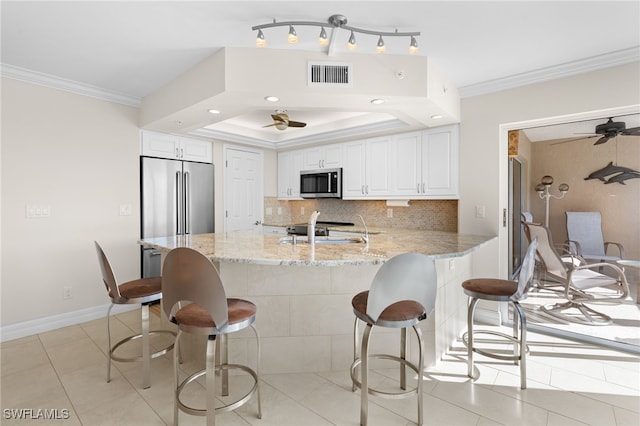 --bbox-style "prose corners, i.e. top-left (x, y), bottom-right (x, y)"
top-left (302, 144), bottom-right (343, 170)
top-left (141, 131), bottom-right (179, 158)
top-left (181, 137), bottom-right (213, 163)
top-left (277, 150), bottom-right (304, 199)
top-left (342, 140), bottom-right (367, 198)
top-left (421, 125), bottom-right (459, 197)
top-left (392, 132), bottom-right (422, 196)
top-left (366, 136), bottom-right (392, 197)
top-left (141, 131), bottom-right (212, 163)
